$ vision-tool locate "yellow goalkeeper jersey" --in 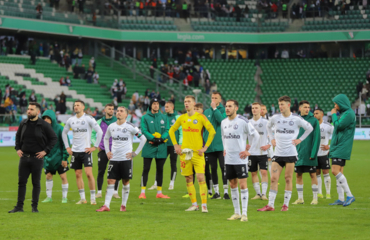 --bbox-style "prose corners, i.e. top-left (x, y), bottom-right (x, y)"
top-left (169, 112), bottom-right (215, 152)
